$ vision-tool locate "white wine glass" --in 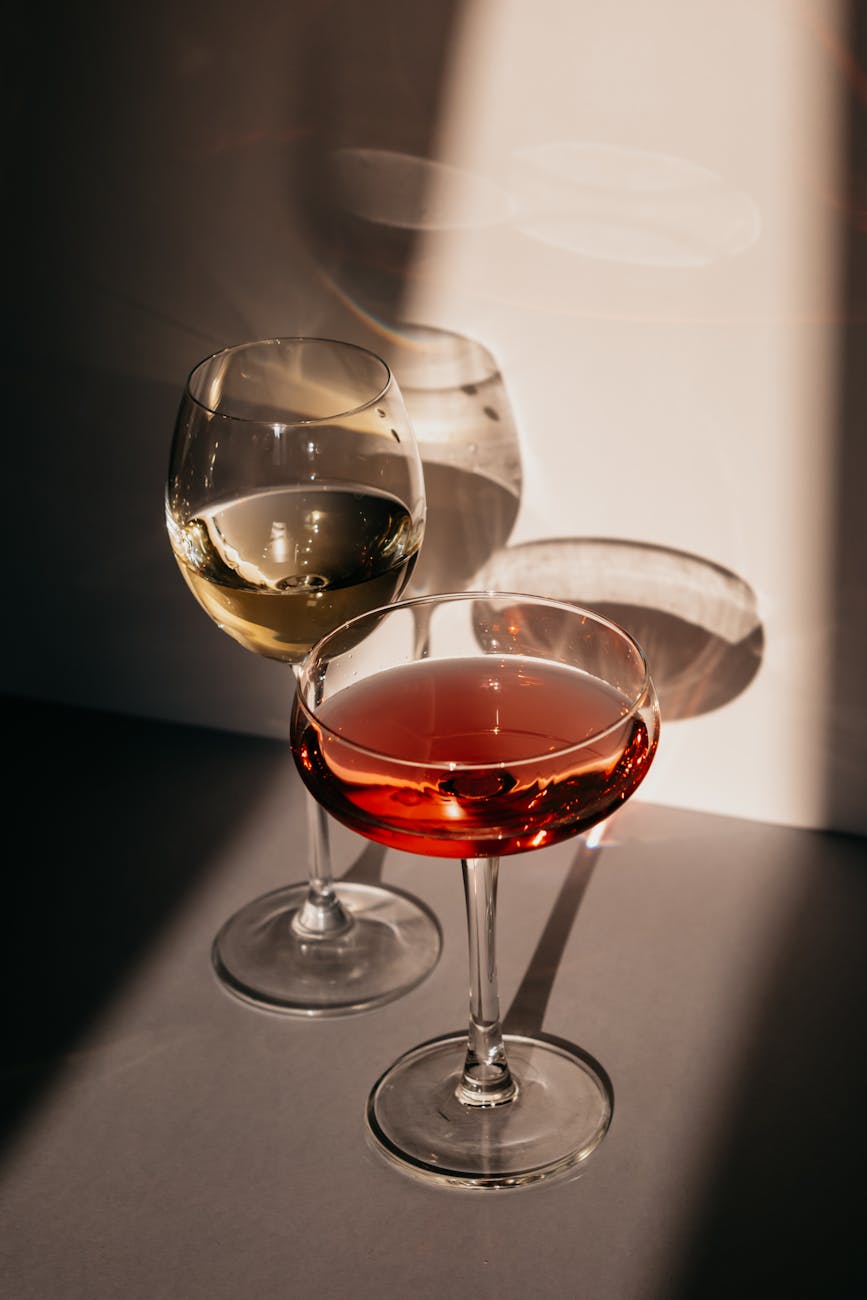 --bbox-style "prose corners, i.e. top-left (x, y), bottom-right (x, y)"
top-left (166, 336), bottom-right (441, 1014)
top-left (293, 591), bottom-right (660, 1186)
